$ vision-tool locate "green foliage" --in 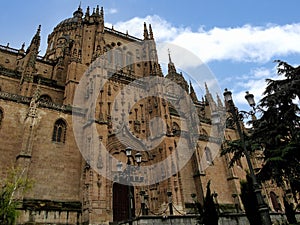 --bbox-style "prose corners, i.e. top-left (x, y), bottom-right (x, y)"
top-left (222, 60), bottom-right (300, 196)
top-left (0, 166), bottom-right (33, 225)
top-left (252, 60), bottom-right (300, 194)
top-left (240, 175), bottom-right (262, 225)
top-left (203, 181), bottom-right (219, 225)
top-left (221, 130), bottom-right (260, 167)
